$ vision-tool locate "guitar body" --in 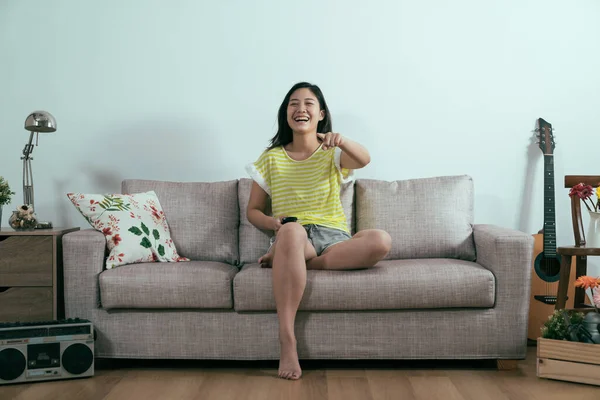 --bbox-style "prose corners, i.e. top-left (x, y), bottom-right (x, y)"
top-left (527, 232), bottom-right (576, 341)
top-left (527, 118), bottom-right (578, 342)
